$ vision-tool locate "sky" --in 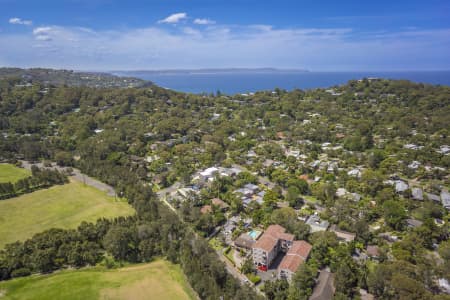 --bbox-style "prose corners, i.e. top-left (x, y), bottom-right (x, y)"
top-left (1, 0), bottom-right (450, 71)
